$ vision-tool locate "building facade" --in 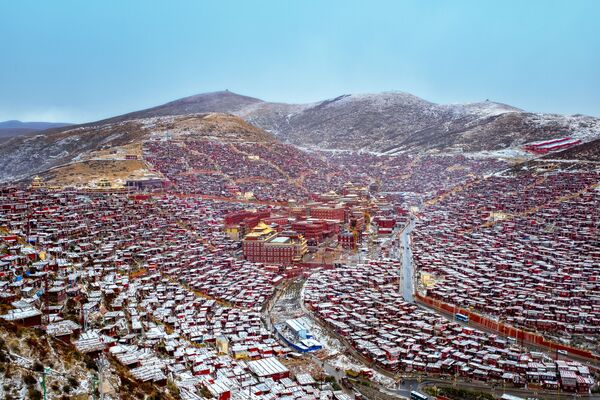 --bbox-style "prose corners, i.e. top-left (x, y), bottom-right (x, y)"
top-left (242, 223), bottom-right (307, 265)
